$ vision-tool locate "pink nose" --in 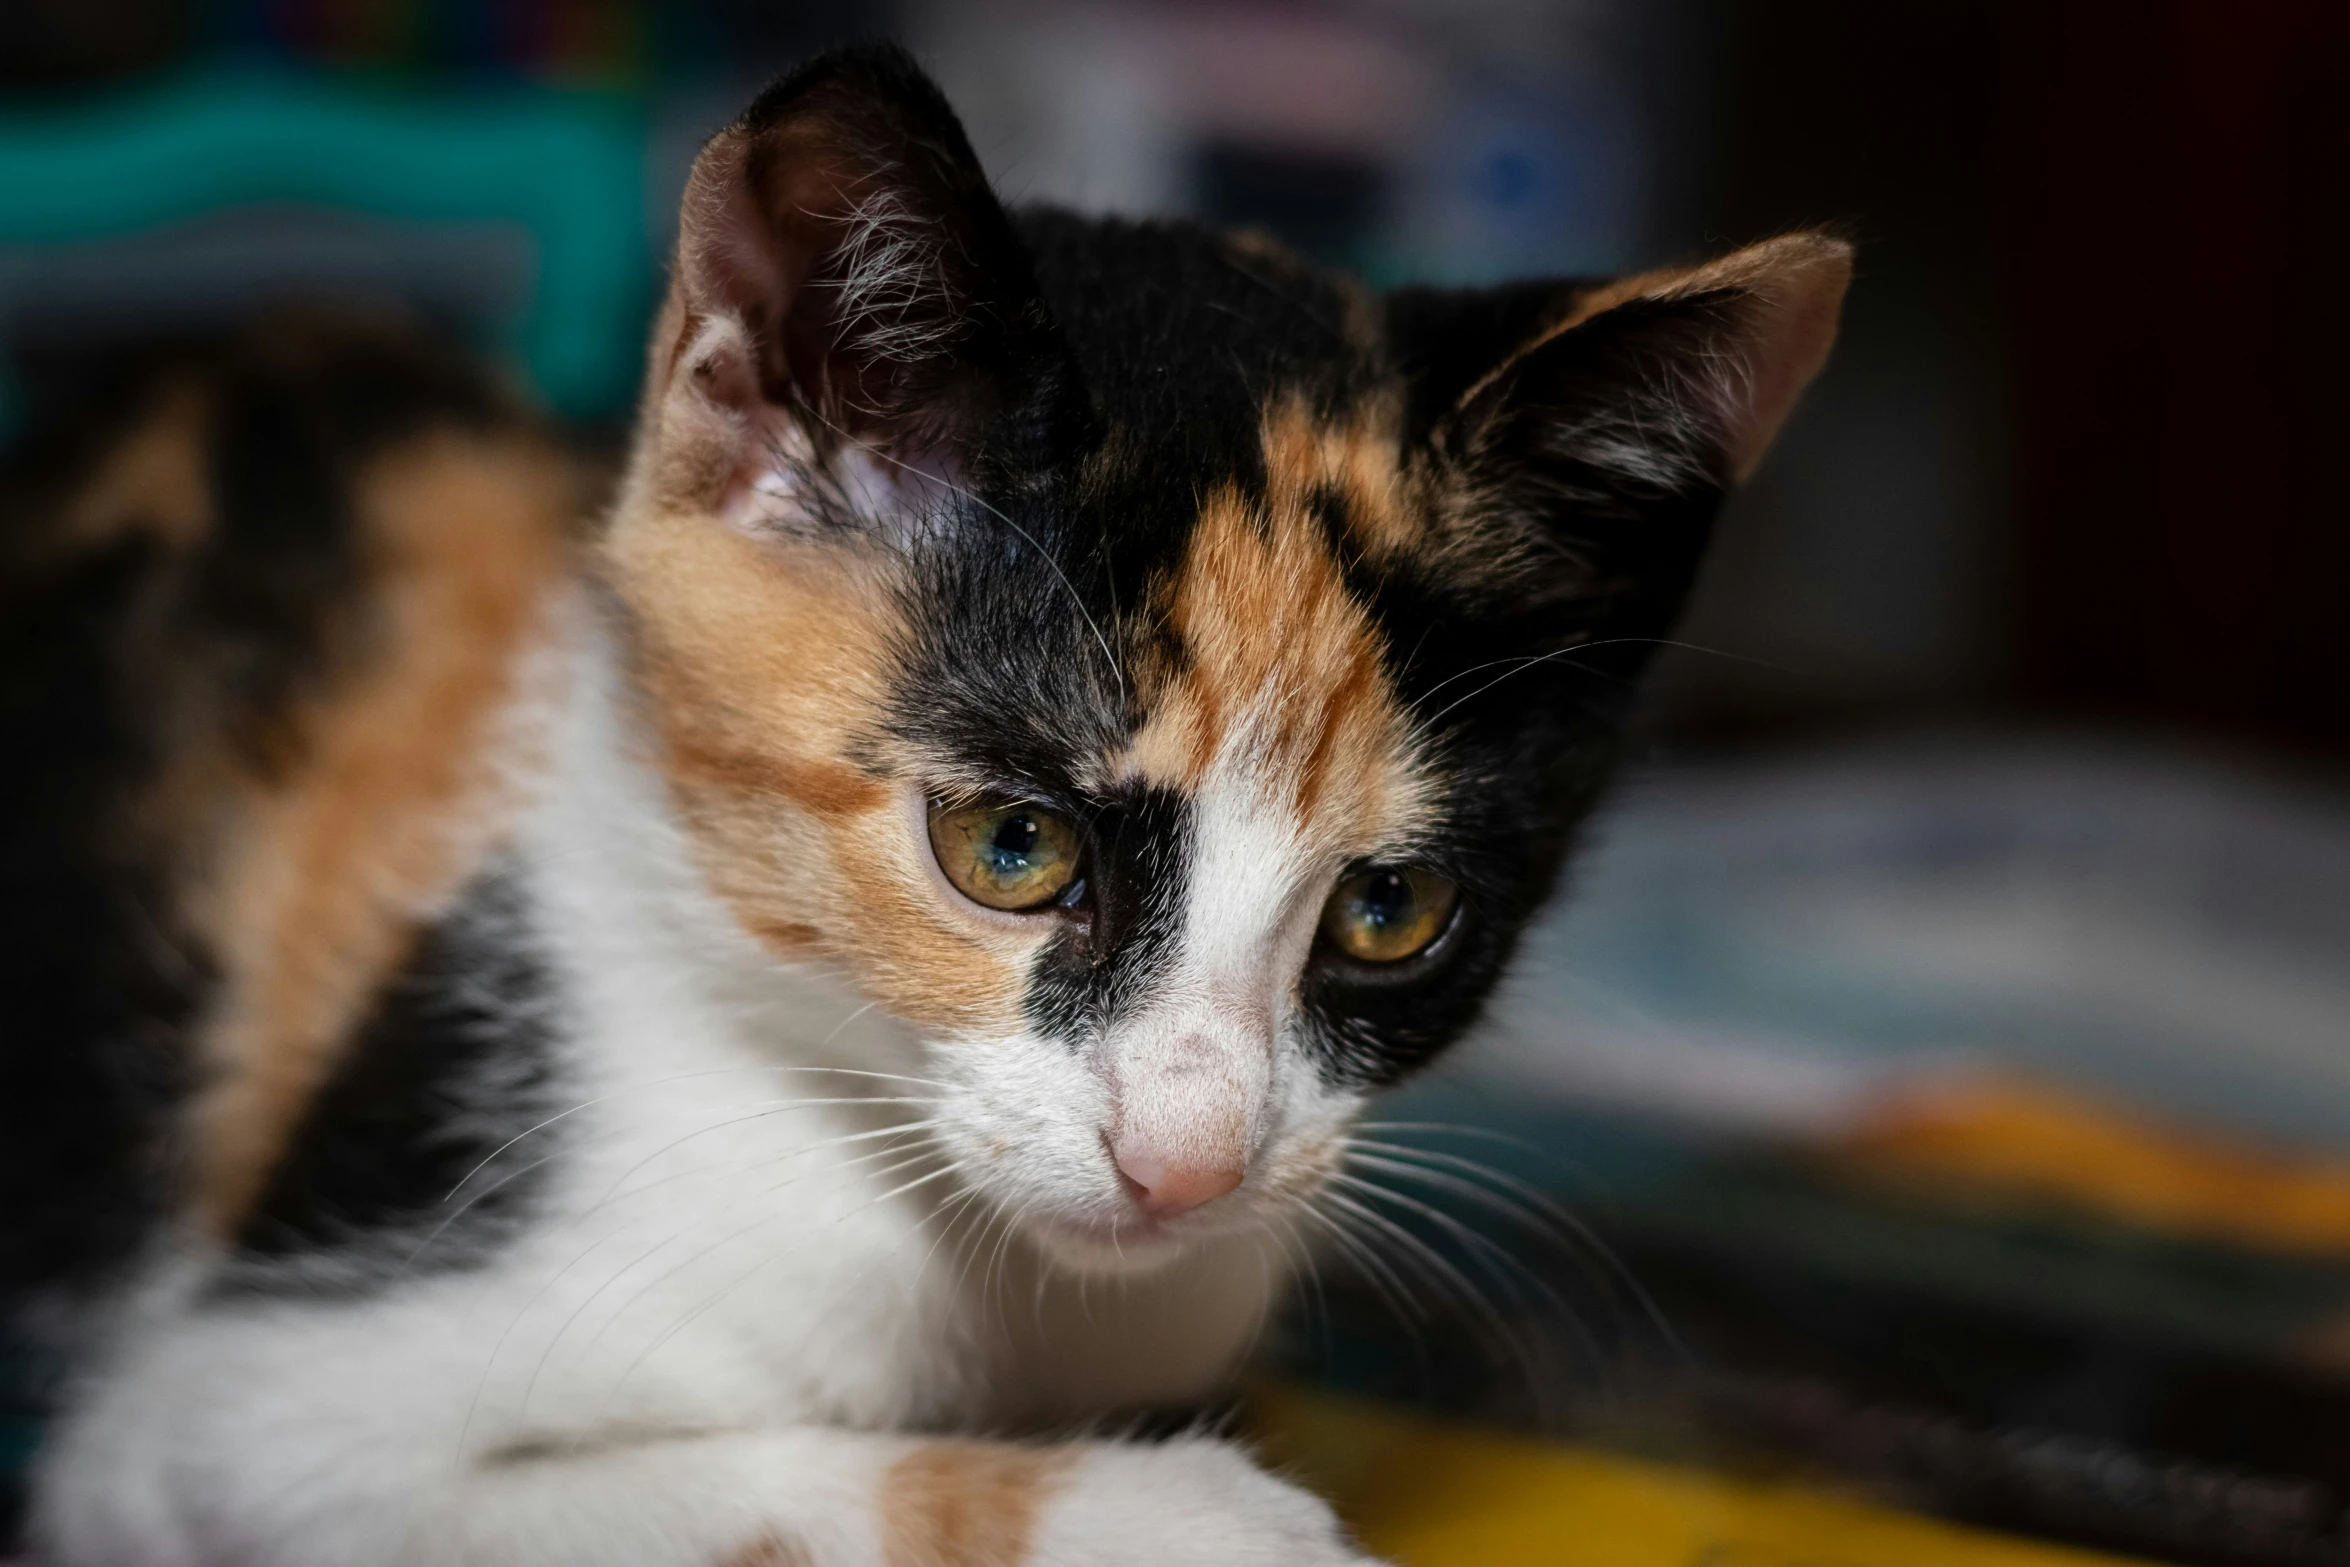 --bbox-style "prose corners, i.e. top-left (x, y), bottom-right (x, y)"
top-left (1110, 1139), bottom-right (1243, 1219)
